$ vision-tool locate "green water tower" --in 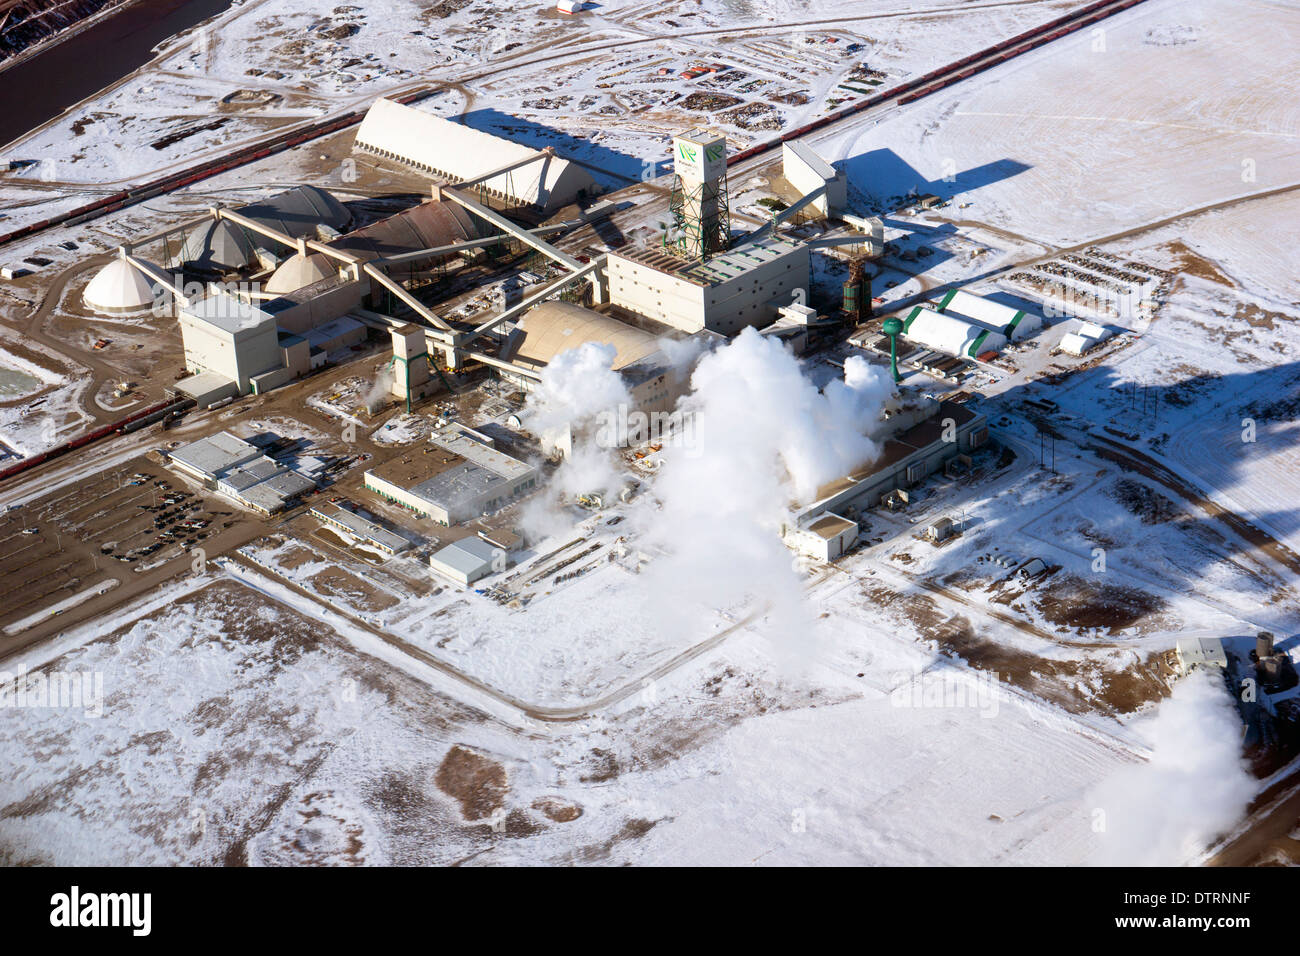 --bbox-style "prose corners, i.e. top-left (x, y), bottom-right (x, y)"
top-left (882, 316), bottom-right (903, 383)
